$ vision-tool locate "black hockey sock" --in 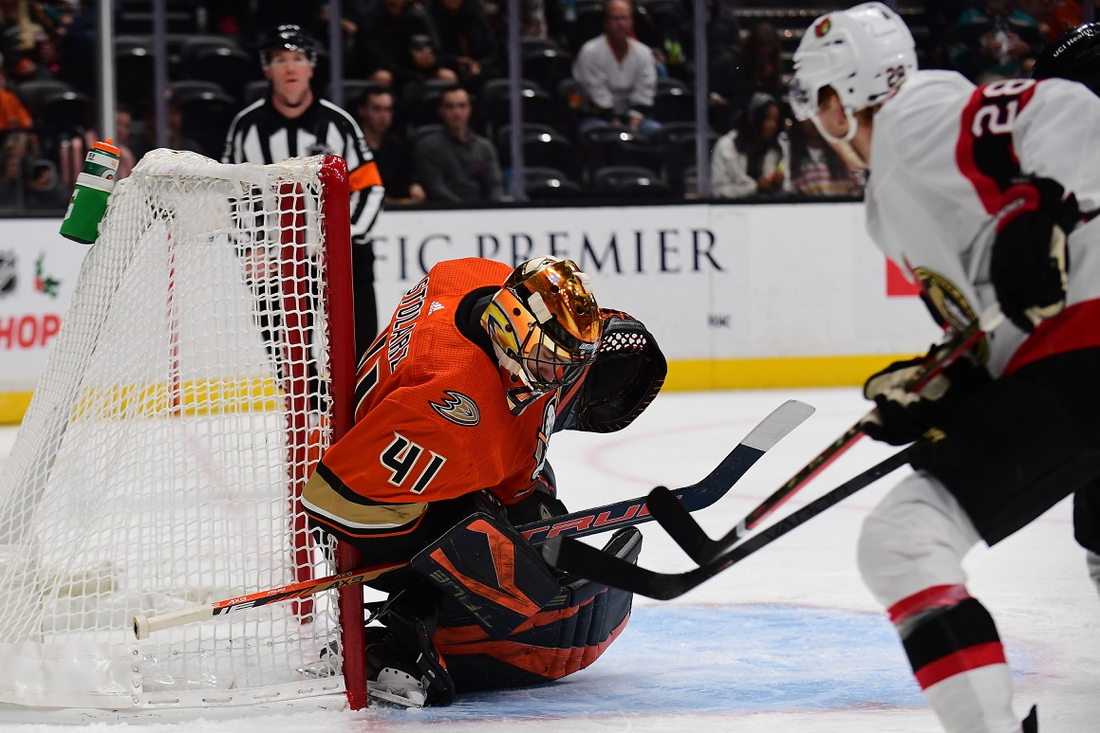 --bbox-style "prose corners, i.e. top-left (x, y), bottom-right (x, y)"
top-left (889, 585), bottom-right (1006, 691)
